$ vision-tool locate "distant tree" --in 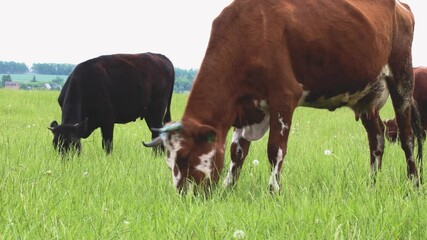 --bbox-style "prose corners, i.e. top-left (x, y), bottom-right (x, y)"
top-left (31, 75), bottom-right (37, 82)
top-left (1, 74), bottom-right (12, 87)
top-left (0, 61), bottom-right (28, 74)
top-left (52, 76), bottom-right (65, 85)
top-left (31, 63), bottom-right (75, 75)
top-left (174, 68), bottom-right (197, 92)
